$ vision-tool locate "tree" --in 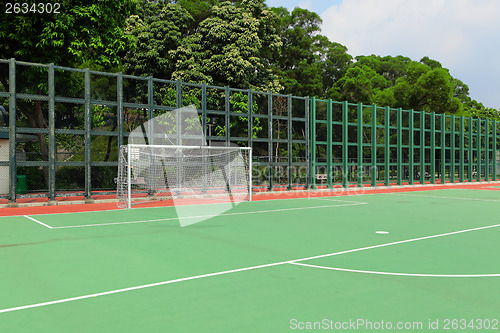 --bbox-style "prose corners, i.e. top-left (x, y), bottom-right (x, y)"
top-left (0, 0), bottom-right (137, 183)
top-left (420, 56), bottom-right (442, 69)
top-left (355, 55), bottom-right (411, 84)
top-left (392, 63), bottom-right (463, 114)
top-left (170, 0), bottom-right (282, 92)
top-left (175, 0), bottom-right (219, 26)
top-left (320, 41), bottom-right (353, 93)
top-left (124, 2), bottom-right (193, 79)
top-left (338, 55), bottom-right (466, 115)
top-left (328, 64), bottom-right (389, 104)
top-left (271, 7), bottom-right (352, 97)
top-left (0, 0), bottom-right (137, 67)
